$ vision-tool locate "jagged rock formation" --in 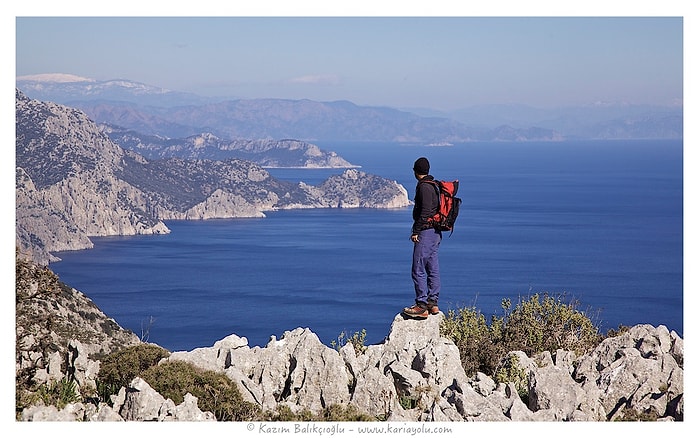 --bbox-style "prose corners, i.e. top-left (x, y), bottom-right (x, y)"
top-left (15, 90), bottom-right (410, 264)
top-left (101, 128), bottom-right (357, 168)
top-left (161, 315), bottom-right (683, 422)
top-left (21, 311), bottom-right (683, 422)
